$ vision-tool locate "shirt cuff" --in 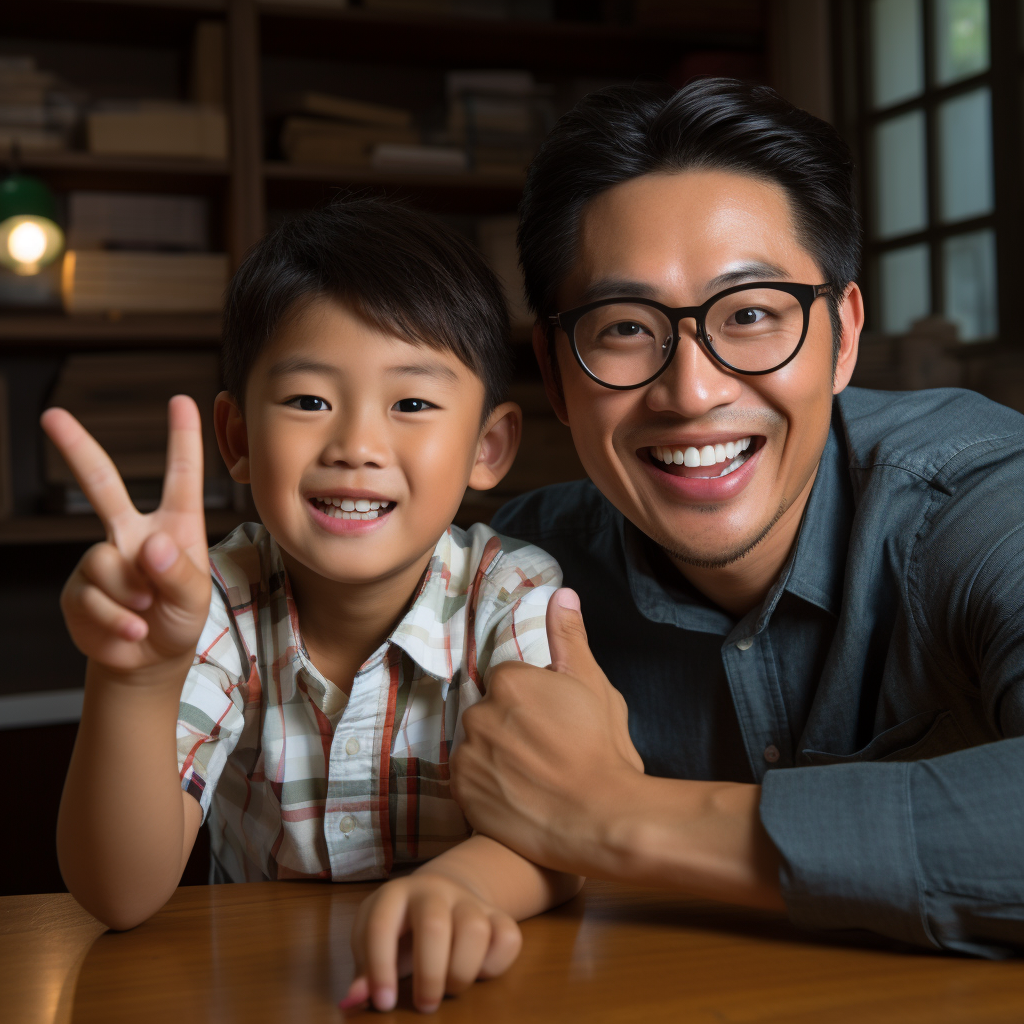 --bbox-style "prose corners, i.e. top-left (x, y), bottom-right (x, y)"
top-left (759, 762), bottom-right (935, 948)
